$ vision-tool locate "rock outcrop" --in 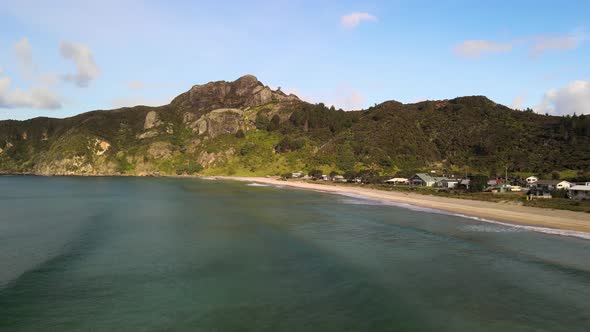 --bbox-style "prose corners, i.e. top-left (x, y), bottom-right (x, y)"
top-left (171, 75), bottom-right (299, 112)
